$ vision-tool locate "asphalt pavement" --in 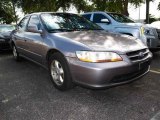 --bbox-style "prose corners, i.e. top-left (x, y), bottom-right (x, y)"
top-left (0, 51), bottom-right (160, 120)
